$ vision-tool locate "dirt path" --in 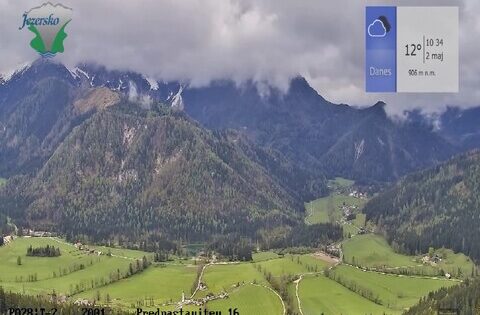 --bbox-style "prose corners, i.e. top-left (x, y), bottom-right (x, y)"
top-left (294, 271), bottom-right (323, 315)
top-left (190, 263), bottom-right (210, 299)
top-left (294, 275), bottom-right (305, 315)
